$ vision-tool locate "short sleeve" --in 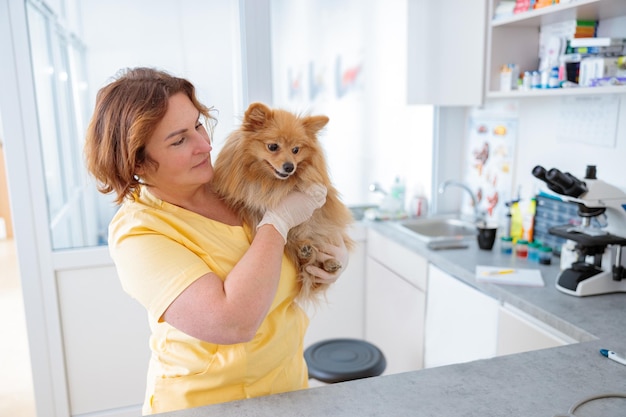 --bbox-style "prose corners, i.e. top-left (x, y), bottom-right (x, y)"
top-left (111, 230), bottom-right (210, 321)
